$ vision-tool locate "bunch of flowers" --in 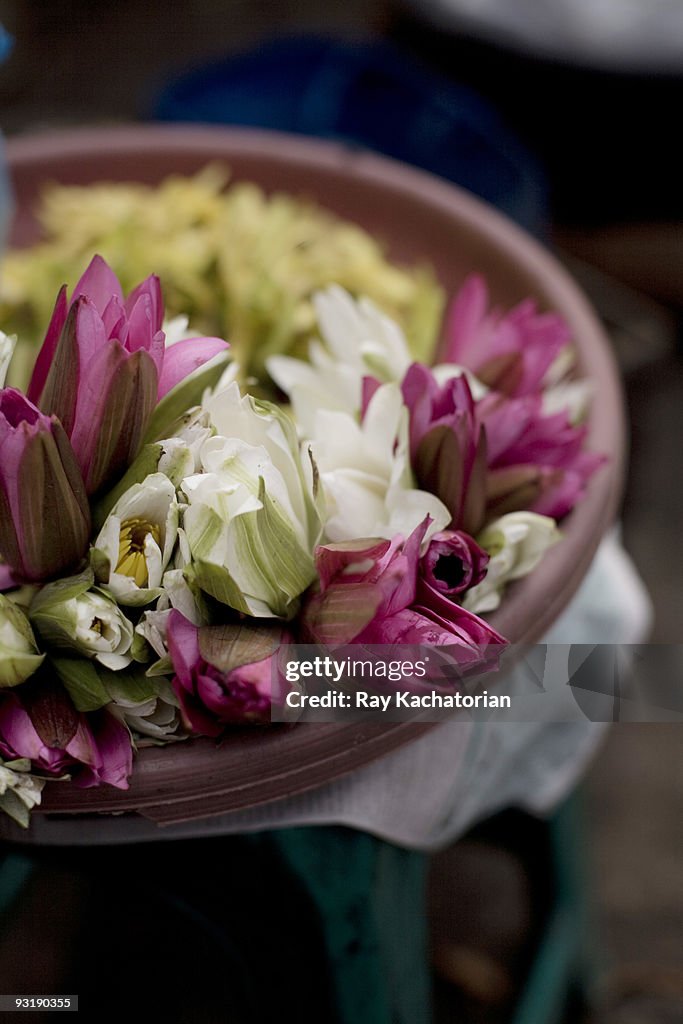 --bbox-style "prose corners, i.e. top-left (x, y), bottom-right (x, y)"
top-left (0, 255), bottom-right (602, 826)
